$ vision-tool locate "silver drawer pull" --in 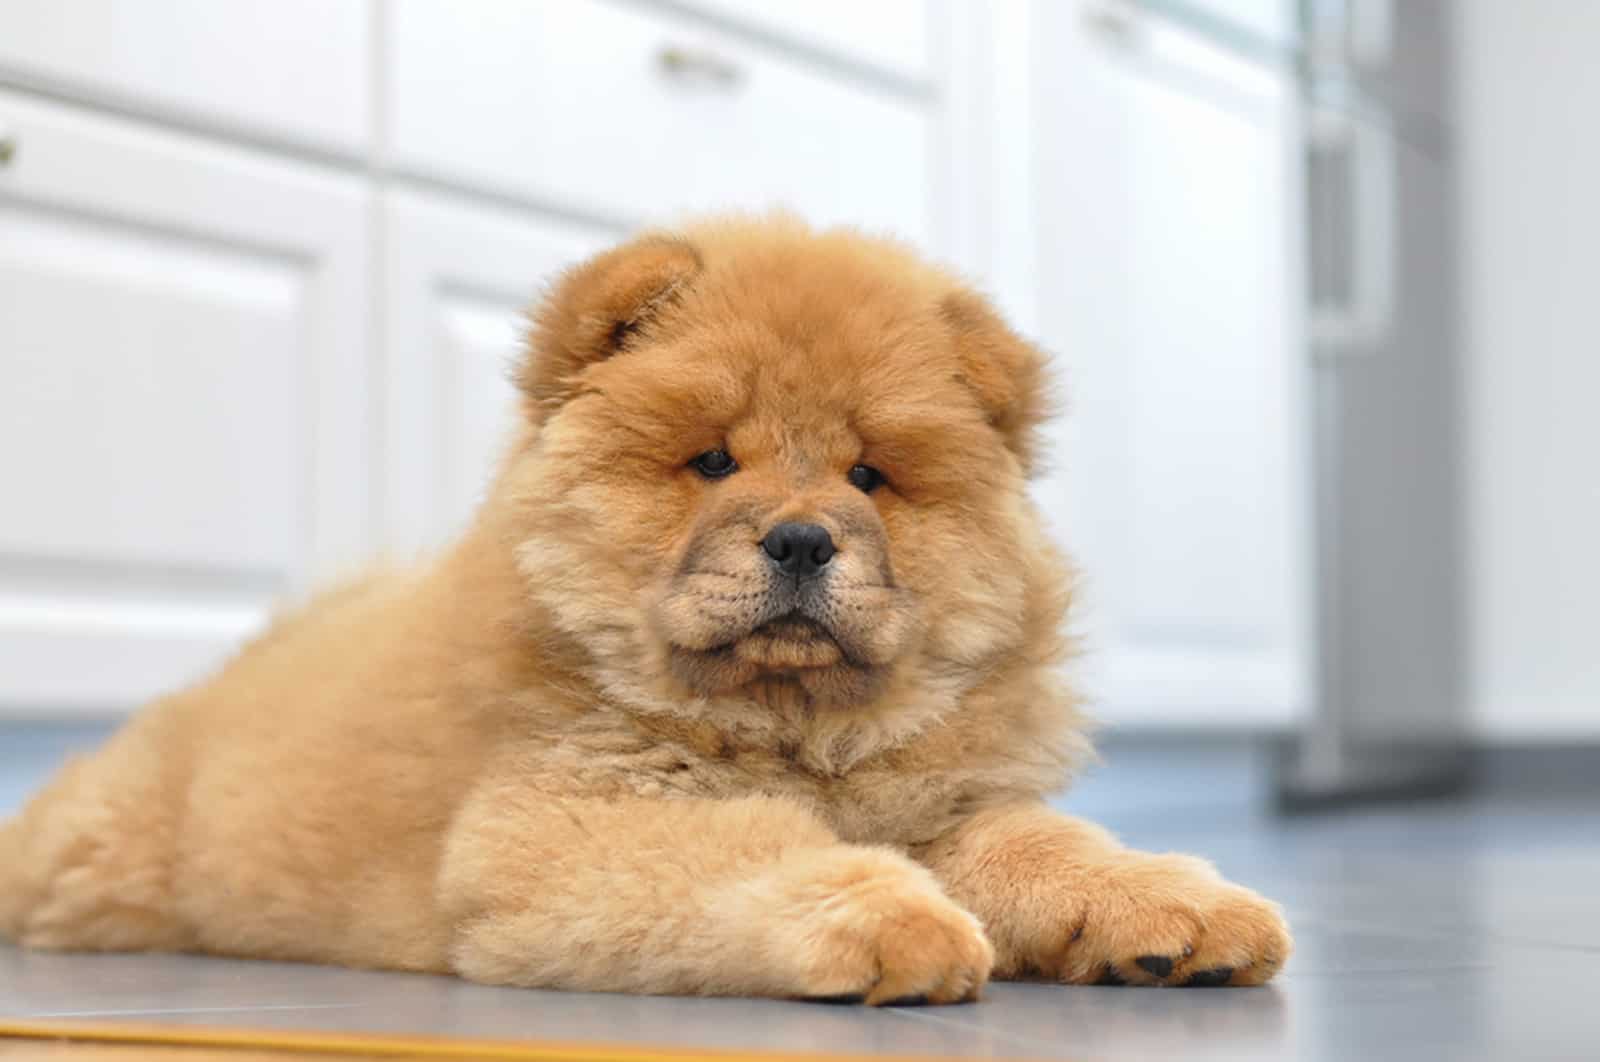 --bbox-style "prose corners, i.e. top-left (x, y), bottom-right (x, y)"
top-left (1080, 0), bottom-right (1142, 48)
top-left (657, 45), bottom-right (743, 88)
